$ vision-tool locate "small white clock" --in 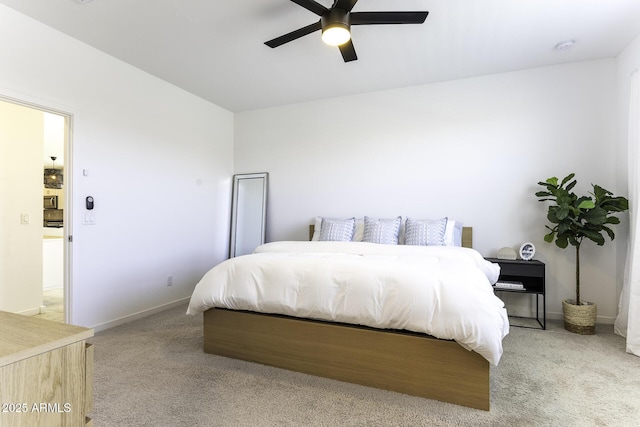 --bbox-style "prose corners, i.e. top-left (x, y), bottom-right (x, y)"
top-left (519, 242), bottom-right (535, 261)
